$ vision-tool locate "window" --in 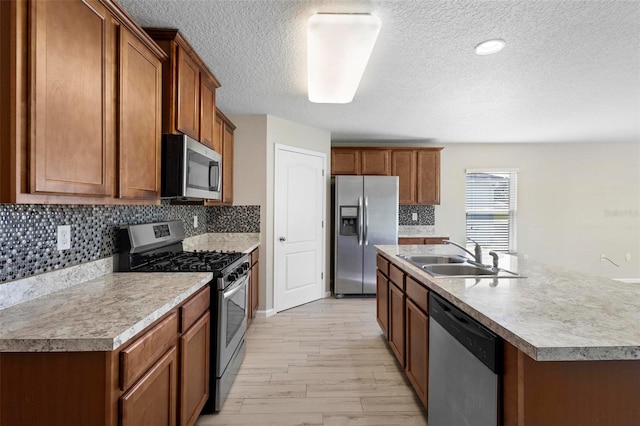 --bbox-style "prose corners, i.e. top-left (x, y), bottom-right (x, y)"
top-left (465, 169), bottom-right (518, 253)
